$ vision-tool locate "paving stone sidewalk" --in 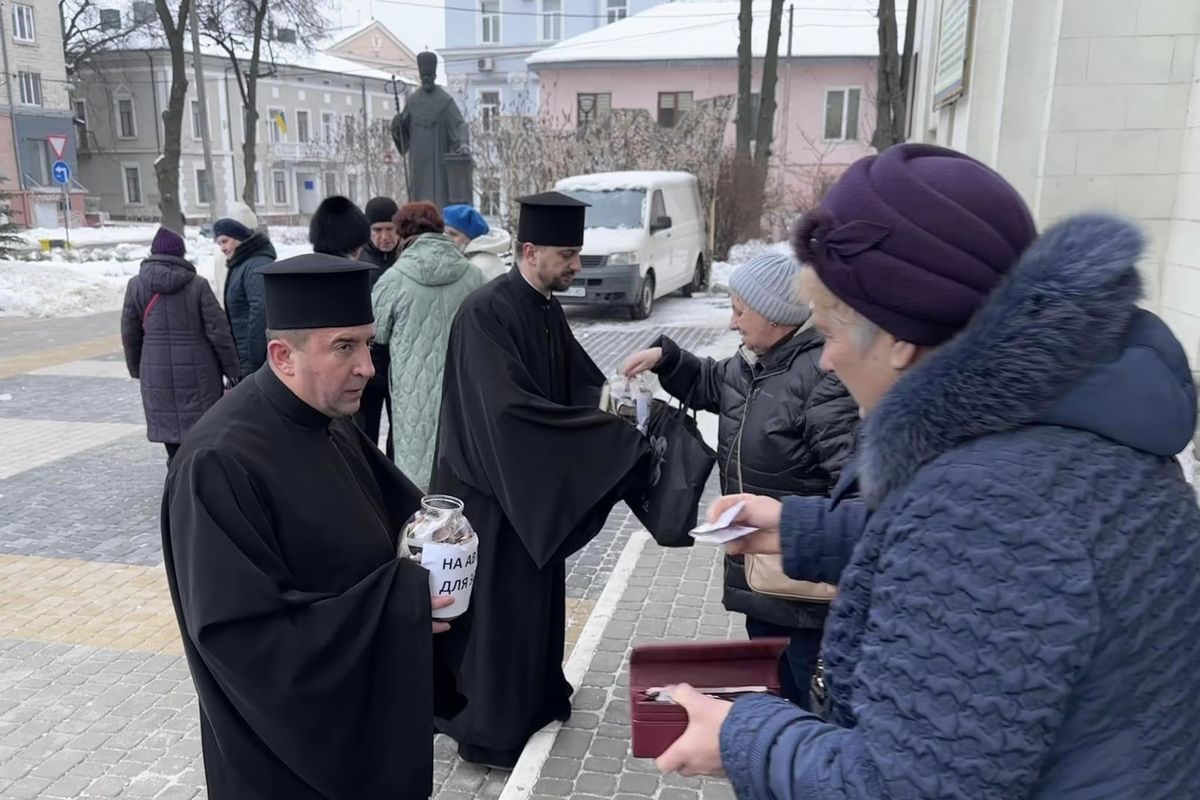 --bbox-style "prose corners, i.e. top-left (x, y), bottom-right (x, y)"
top-left (0, 301), bottom-right (745, 800)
